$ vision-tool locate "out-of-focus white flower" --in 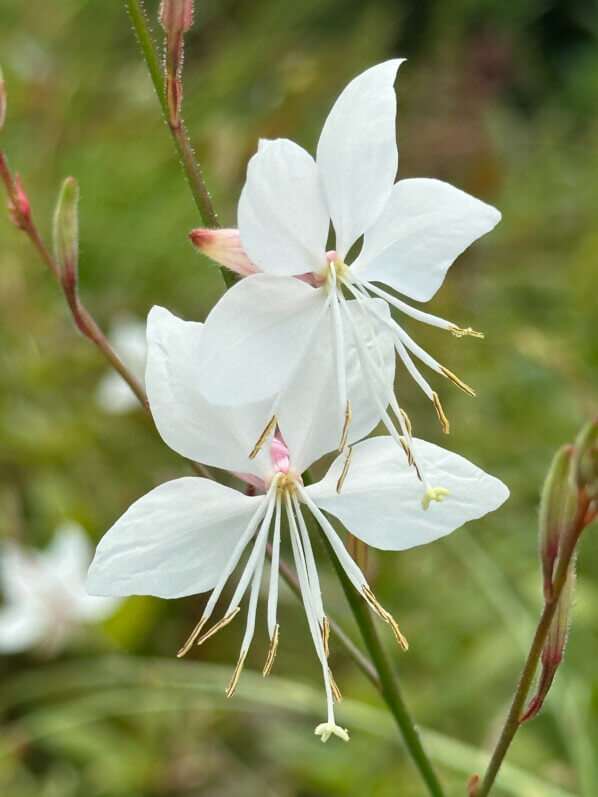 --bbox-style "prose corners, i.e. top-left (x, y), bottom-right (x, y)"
top-left (96, 316), bottom-right (147, 414)
top-left (0, 523), bottom-right (120, 655)
top-left (196, 61), bottom-right (500, 491)
top-left (87, 306), bottom-right (508, 741)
